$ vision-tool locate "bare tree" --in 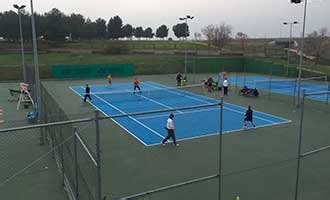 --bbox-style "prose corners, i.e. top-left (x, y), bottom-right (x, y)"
top-left (236, 32), bottom-right (248, 50)
top-left (305, 27), bottom-right (328, 67)
top-left (201, 23), bottom-right (232, 50)
top-left (201, 24), bottom-right (215, 46)
top-left (194, 32), bottom-right (202, 40)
